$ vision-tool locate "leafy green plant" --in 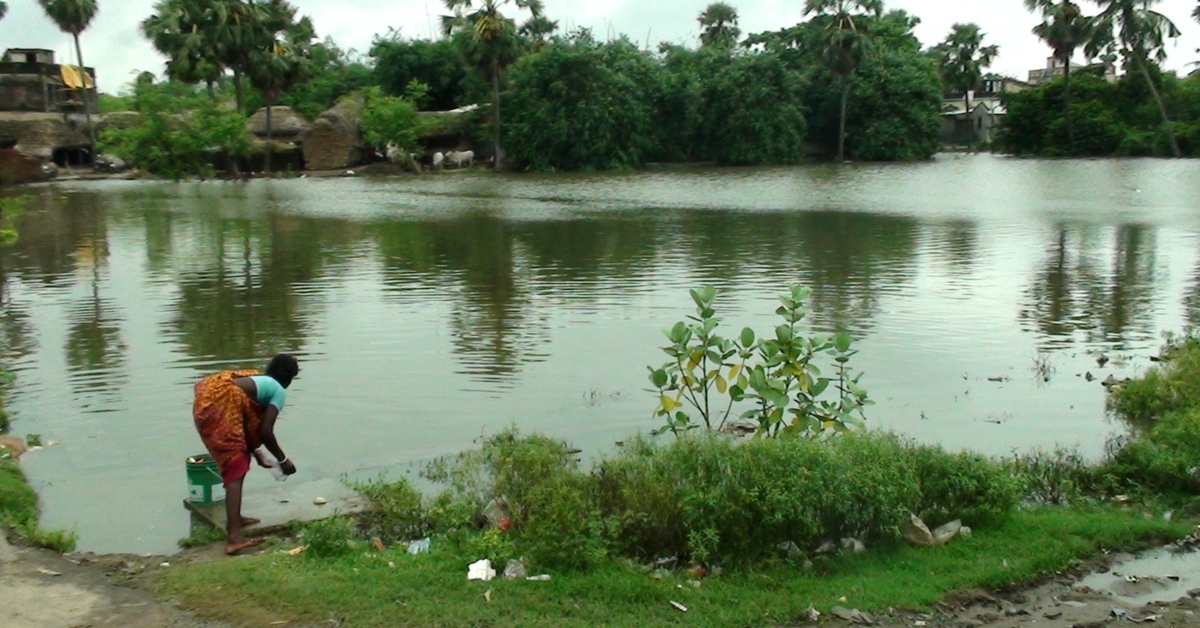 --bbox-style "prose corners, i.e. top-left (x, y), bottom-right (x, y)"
top-left (360, 86), bottom-right (422, 153)
top-left (355, 475), bottom-right (429, 543)
top-left (648, 285), bottom-right (870, 438)
top-left (301, 515), bottom-right (358, 559)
